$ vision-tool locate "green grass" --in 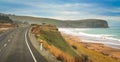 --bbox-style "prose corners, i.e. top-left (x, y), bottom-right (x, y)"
top-left (39, 25), bottom-right (78, 56)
